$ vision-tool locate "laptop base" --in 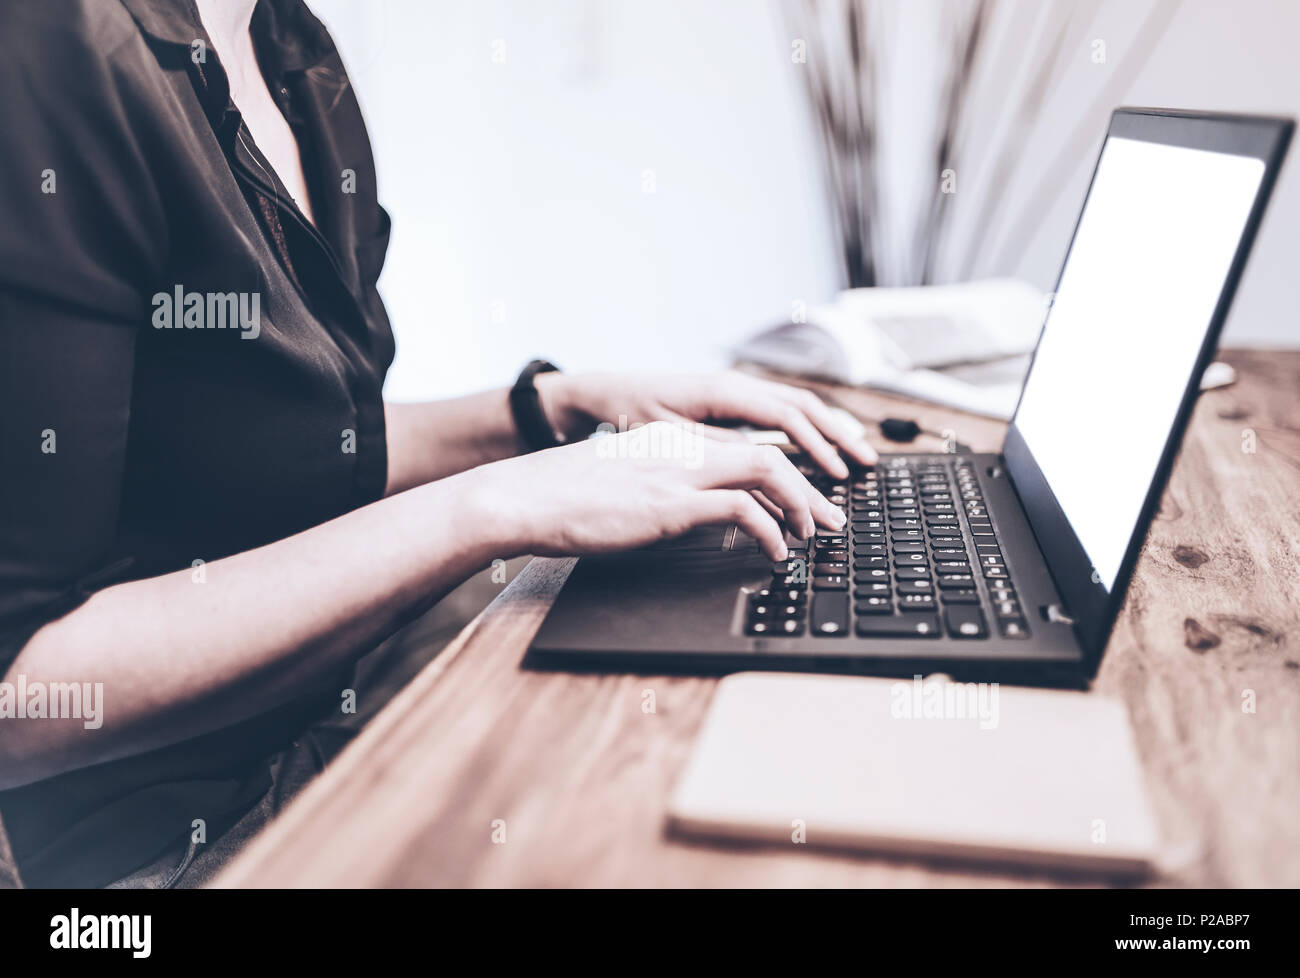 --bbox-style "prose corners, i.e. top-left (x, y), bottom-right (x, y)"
top-left (528, 454), bottom-right (1087, 686)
